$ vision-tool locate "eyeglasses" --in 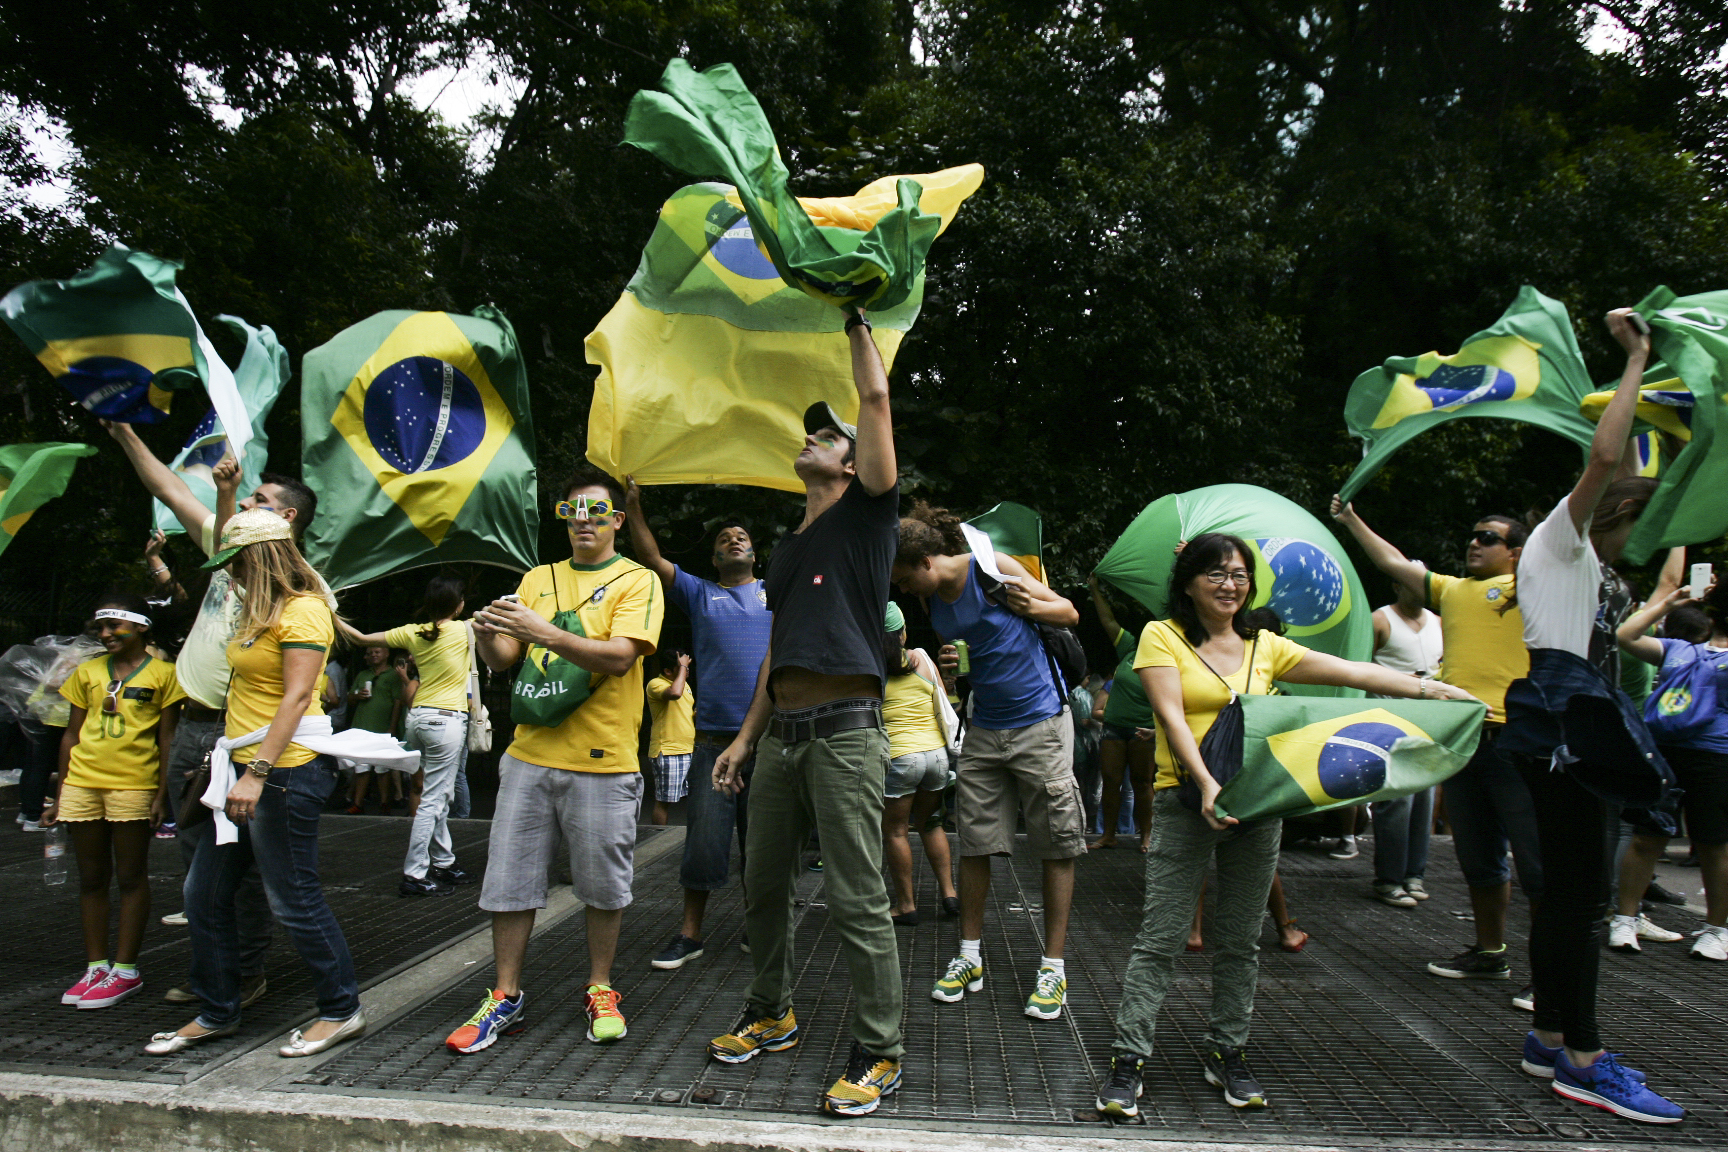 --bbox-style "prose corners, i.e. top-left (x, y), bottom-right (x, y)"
top-left (1203, 569), bottom-right (1252, 587)
top-left (1470, 530), bottom-right (1506, 547)
top-left (555, 498), bottom-right (618, 522)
